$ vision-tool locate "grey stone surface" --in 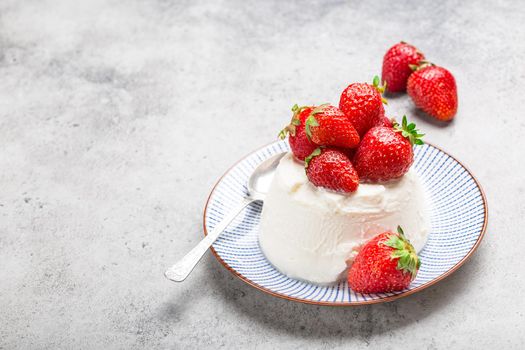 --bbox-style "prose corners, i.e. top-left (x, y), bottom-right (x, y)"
top-left (0, 0), bottom-right (524, 348)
